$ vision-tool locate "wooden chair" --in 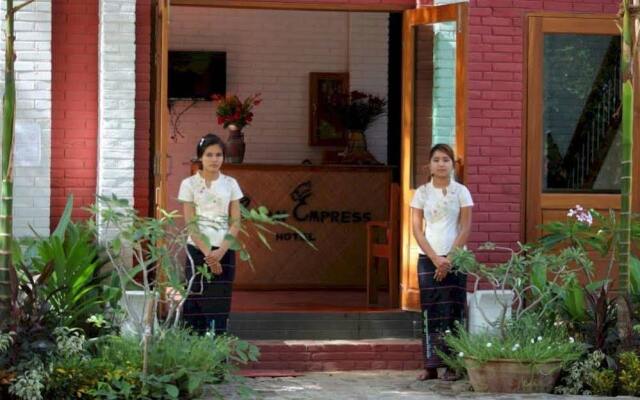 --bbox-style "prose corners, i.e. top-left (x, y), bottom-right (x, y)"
top-left (366, 182), bottom-right (400, 307)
